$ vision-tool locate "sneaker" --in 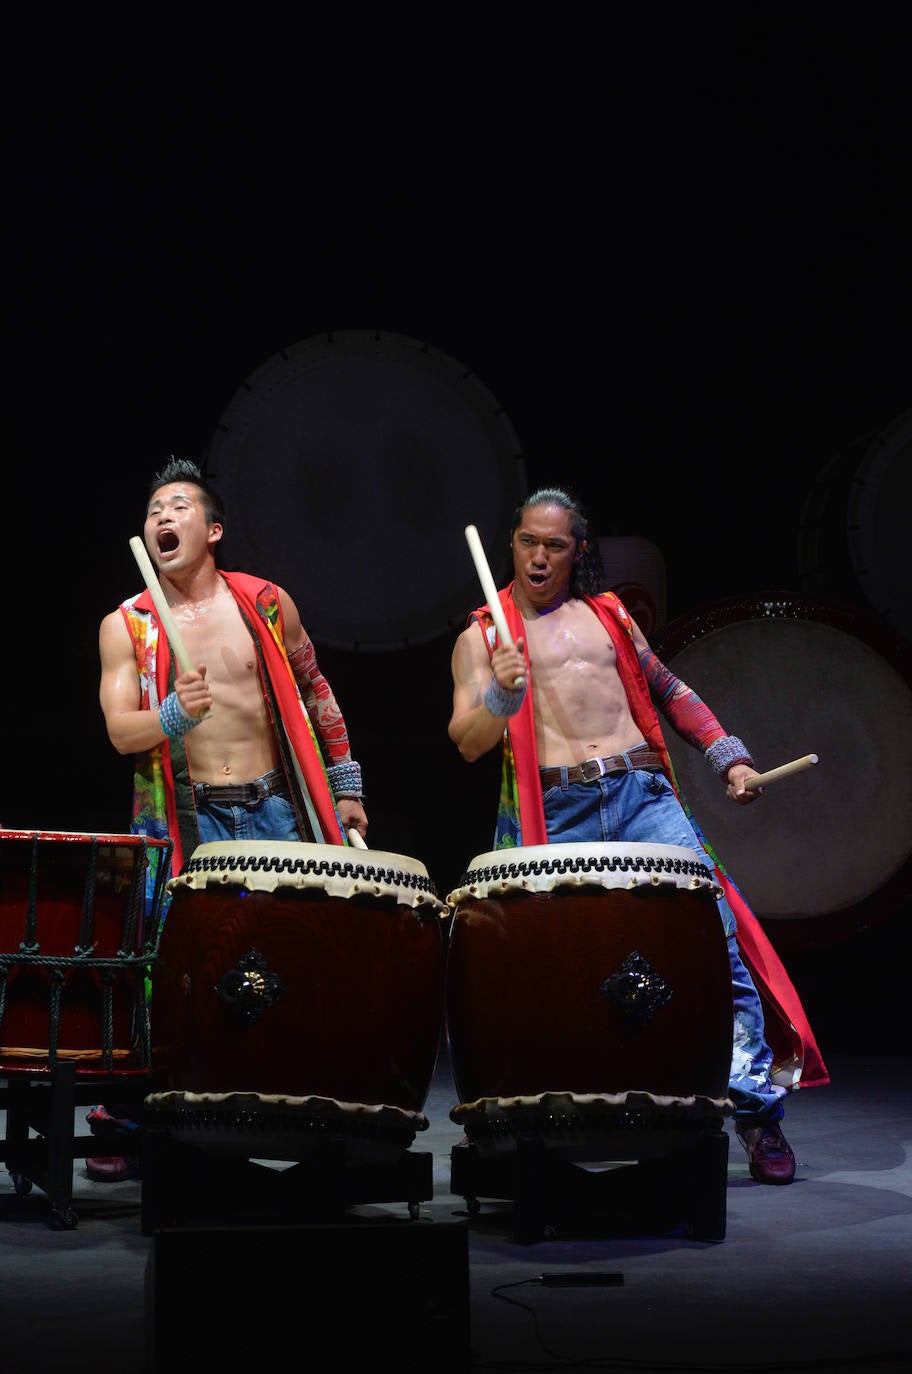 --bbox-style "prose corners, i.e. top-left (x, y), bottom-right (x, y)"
top-left (86, 1156), bottom-right (128, 1182)
top-left (735, 1121), bottom-right (796, 1185)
